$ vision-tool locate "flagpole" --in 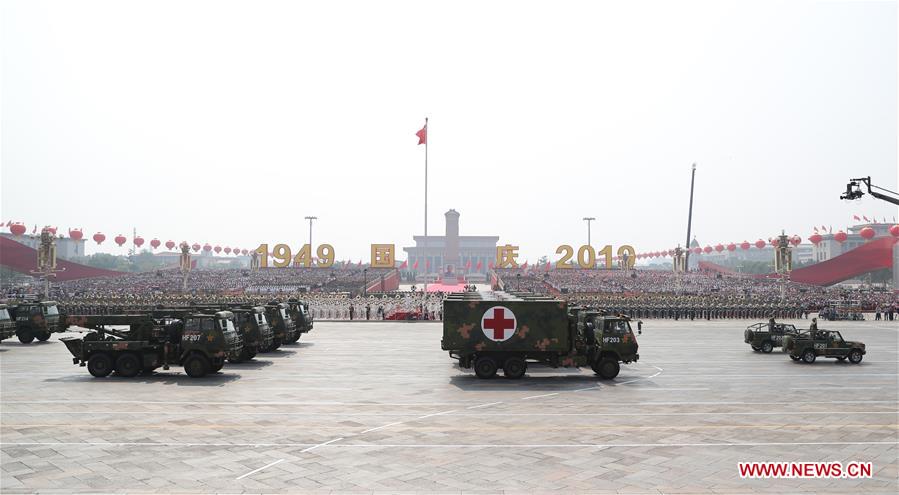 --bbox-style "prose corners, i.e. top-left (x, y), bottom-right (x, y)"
top-left (423, 117), bottom-right (428, 295)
